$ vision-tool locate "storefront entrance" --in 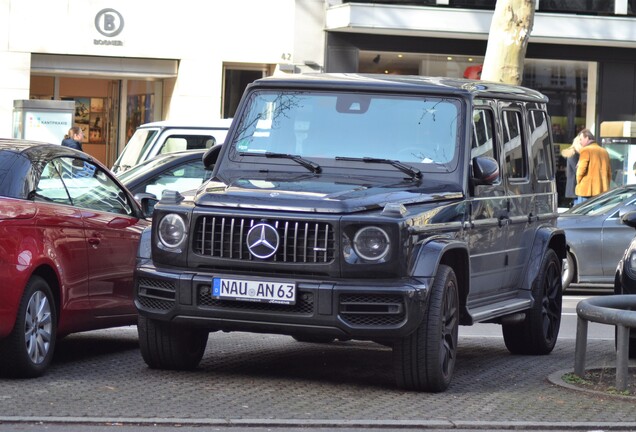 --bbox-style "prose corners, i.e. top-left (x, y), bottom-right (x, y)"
top-left (29, 54), bottom-right (177, 168)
